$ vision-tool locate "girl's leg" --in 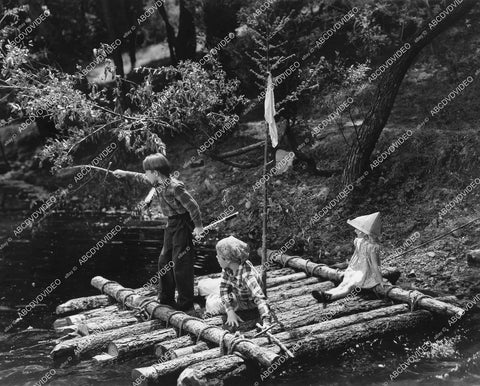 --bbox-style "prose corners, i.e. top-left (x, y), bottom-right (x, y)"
top-left (325, 283), bottom-right (356, 301)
